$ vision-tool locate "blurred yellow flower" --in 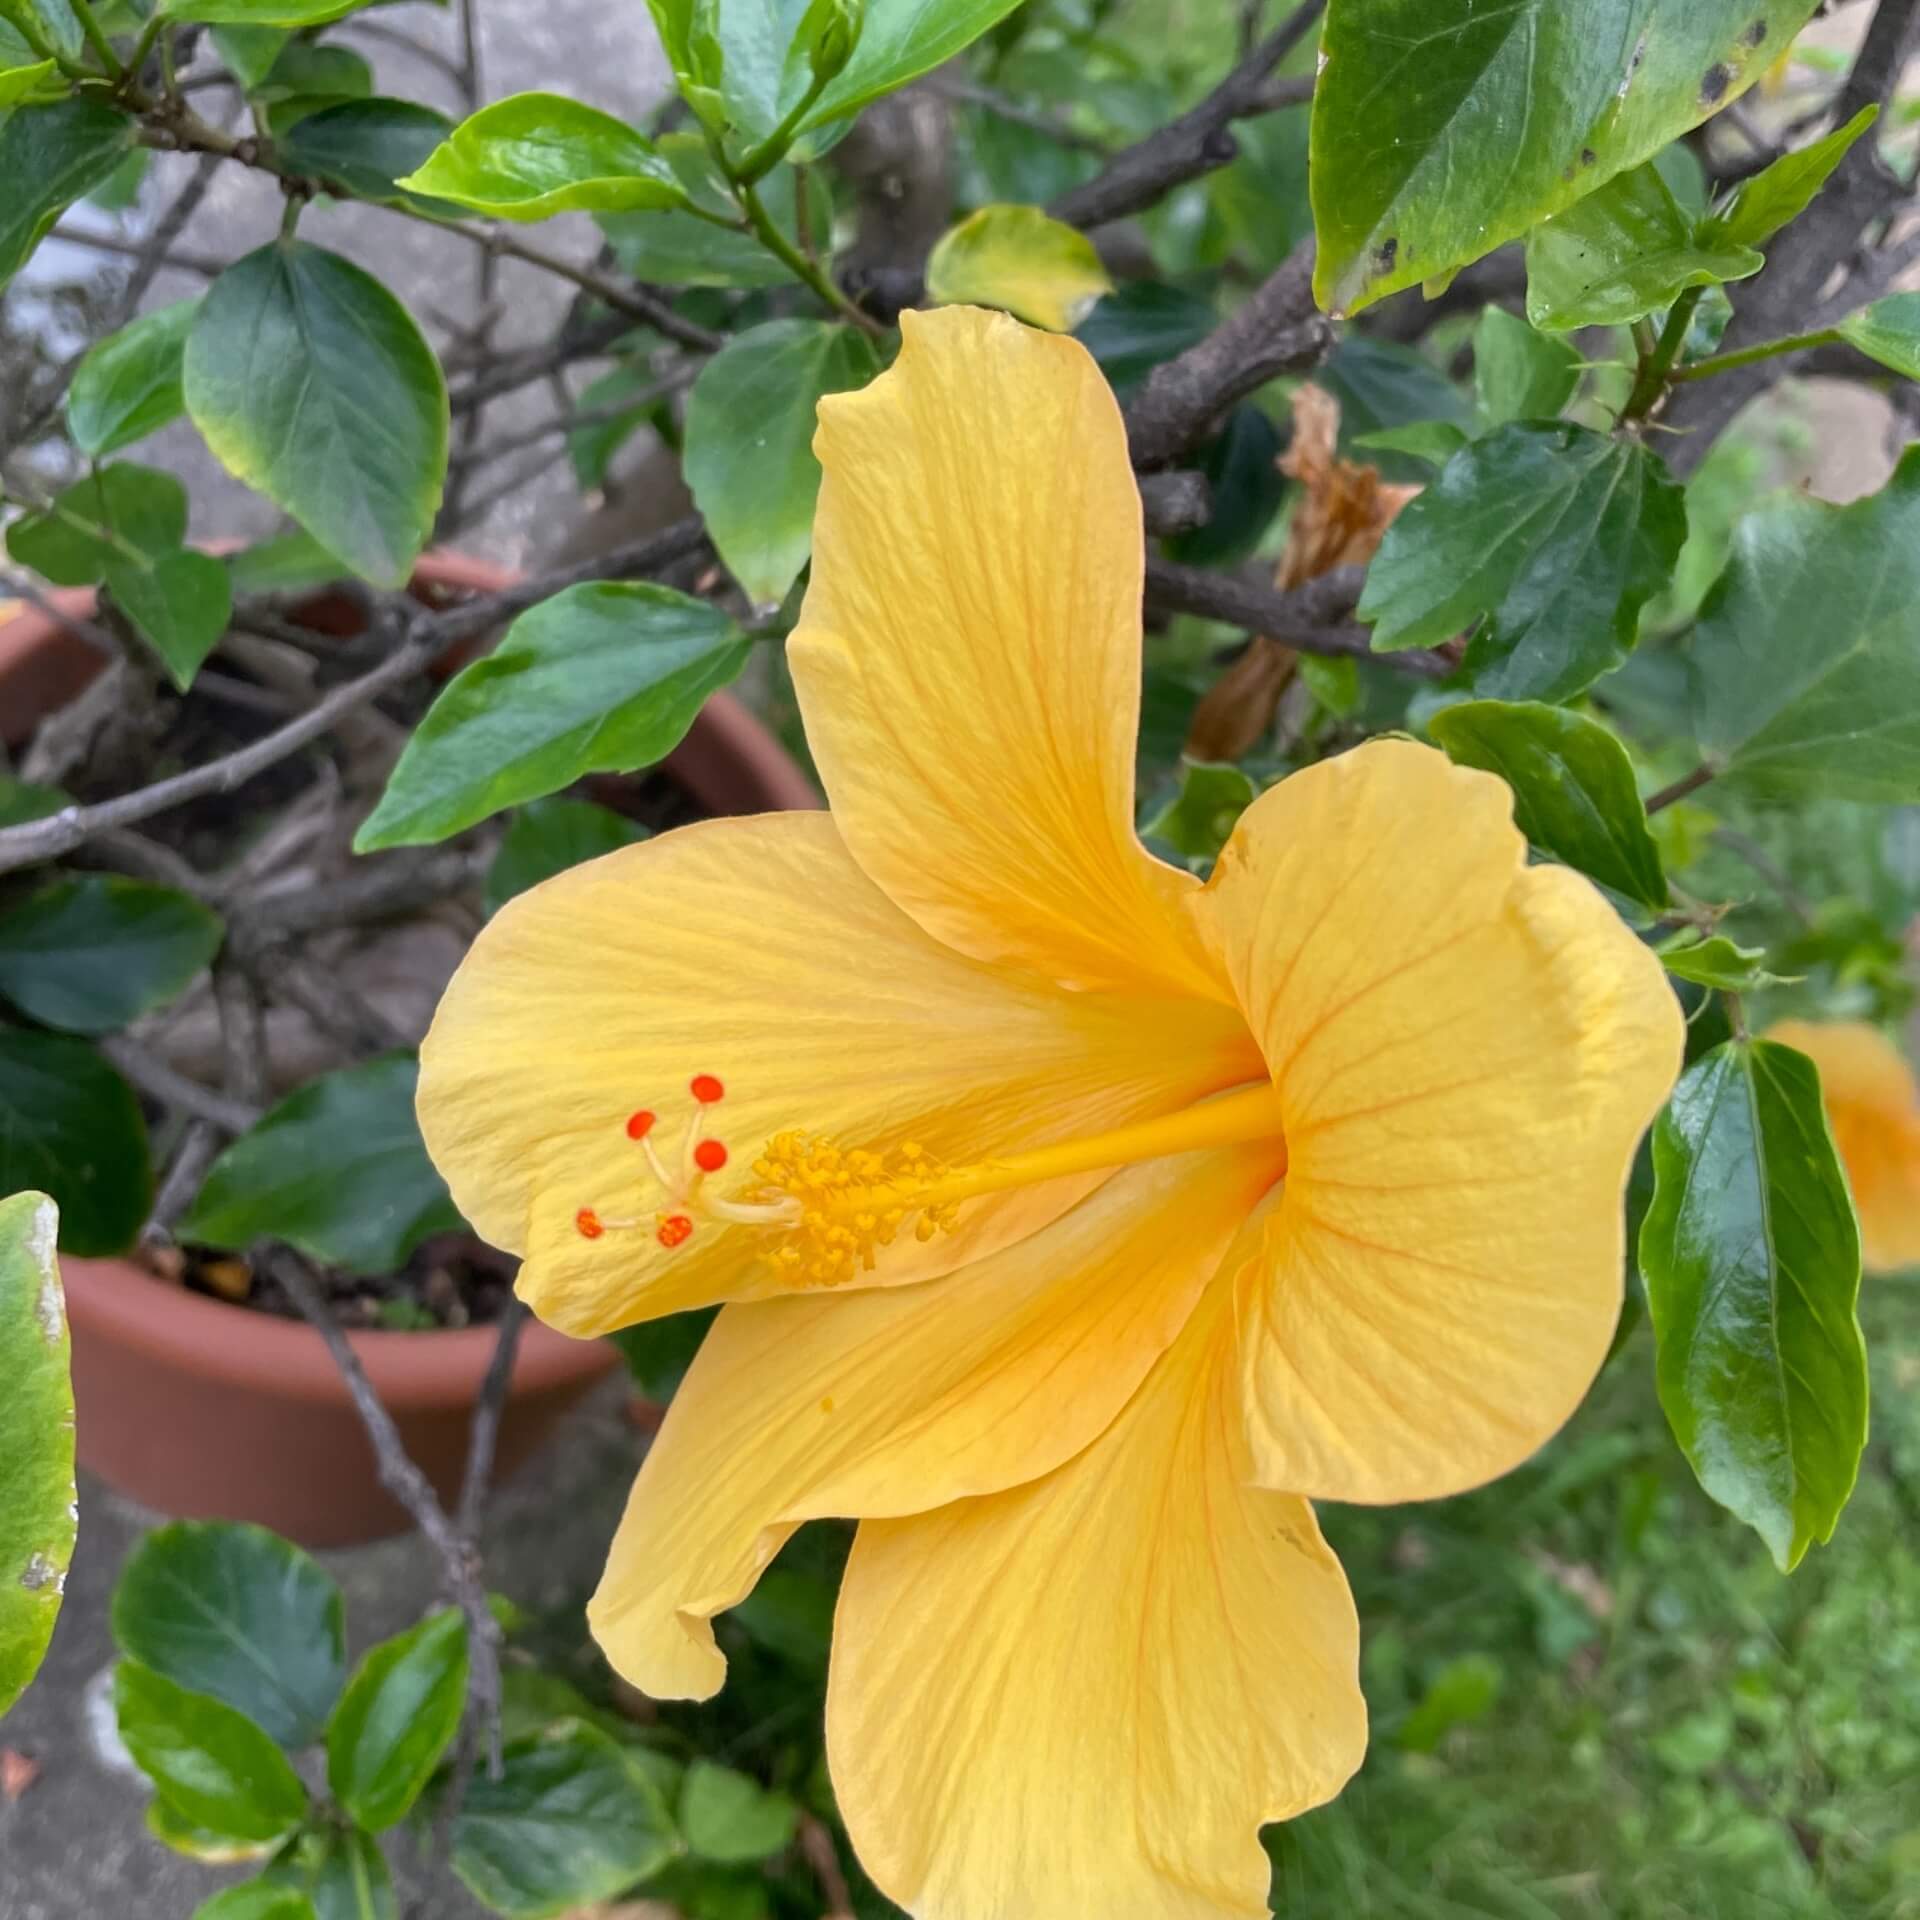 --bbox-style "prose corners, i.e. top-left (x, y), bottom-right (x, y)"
top-left (419, 306), bottom-right (1682, 1918)
top-left (1768, 1018), bottom-right (1920, 1273)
